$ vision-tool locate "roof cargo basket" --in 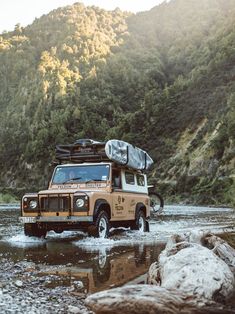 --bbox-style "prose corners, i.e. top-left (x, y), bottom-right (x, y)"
top-left (56, 139), bottom-right (109, 163)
